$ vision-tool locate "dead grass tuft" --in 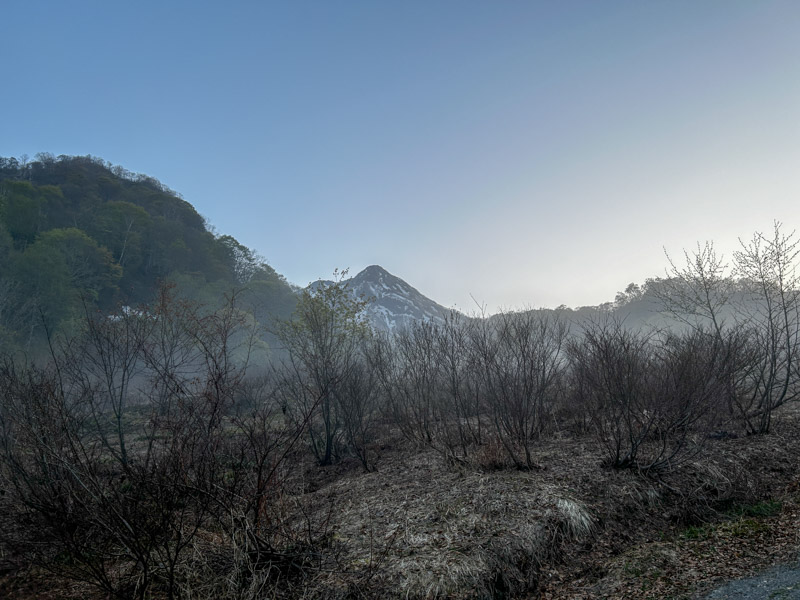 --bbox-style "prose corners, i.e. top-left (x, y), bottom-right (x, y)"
top-left (556, 498), bottom-right (597, 541)
top-left (284, 440), bottom-right (606, 598)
